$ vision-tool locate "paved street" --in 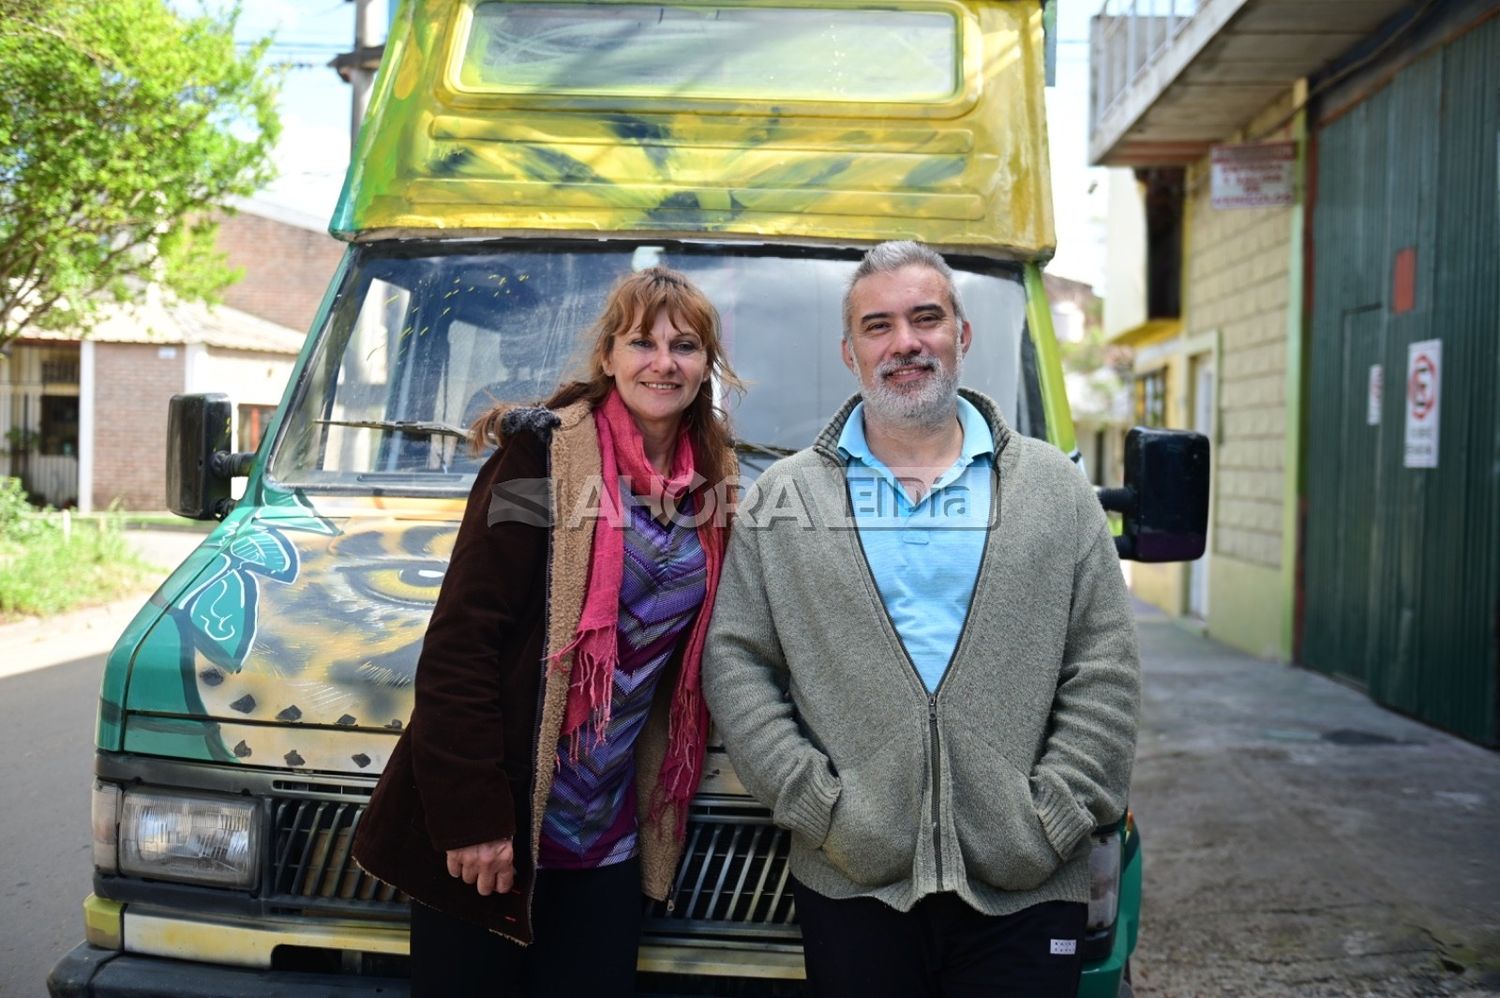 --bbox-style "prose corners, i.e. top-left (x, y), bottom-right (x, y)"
top-left (1, 541), bottom-right (1497, 996)
top-left (1130, 608), bottom-right (1500, 997)
top-left (0, 529), bottom-right (205, 998)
